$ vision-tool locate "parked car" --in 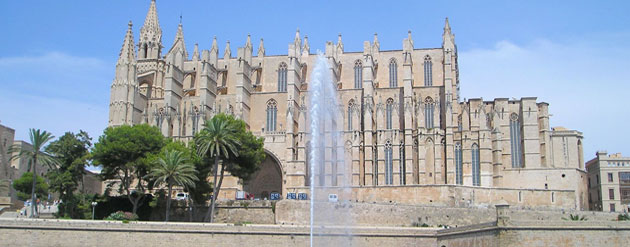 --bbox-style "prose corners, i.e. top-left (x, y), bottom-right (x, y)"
top-left (175, 193), bottom-right (188, 201)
